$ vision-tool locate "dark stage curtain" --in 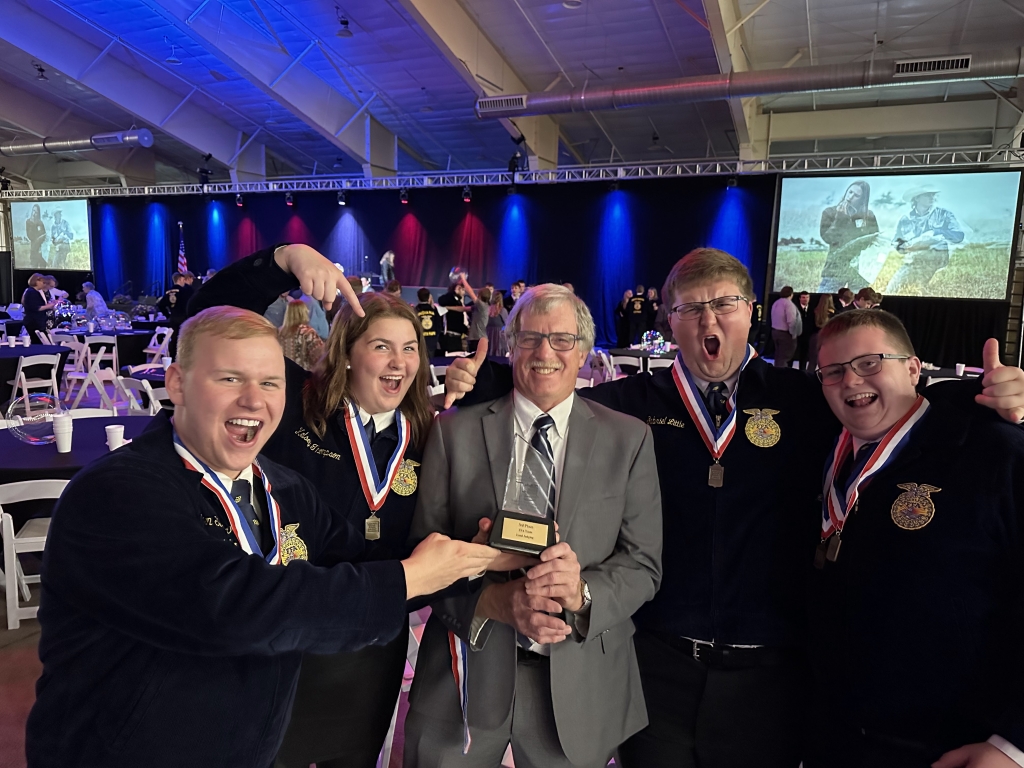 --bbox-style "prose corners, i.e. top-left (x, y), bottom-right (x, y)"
top-left (882, 297), bottom-right (1008, 368)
